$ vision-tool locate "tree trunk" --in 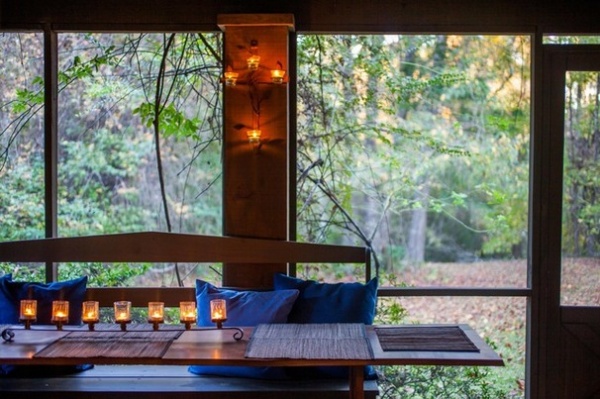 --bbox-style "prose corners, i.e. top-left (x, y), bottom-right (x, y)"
top-left (405, 184), bottom-right (429, 263)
